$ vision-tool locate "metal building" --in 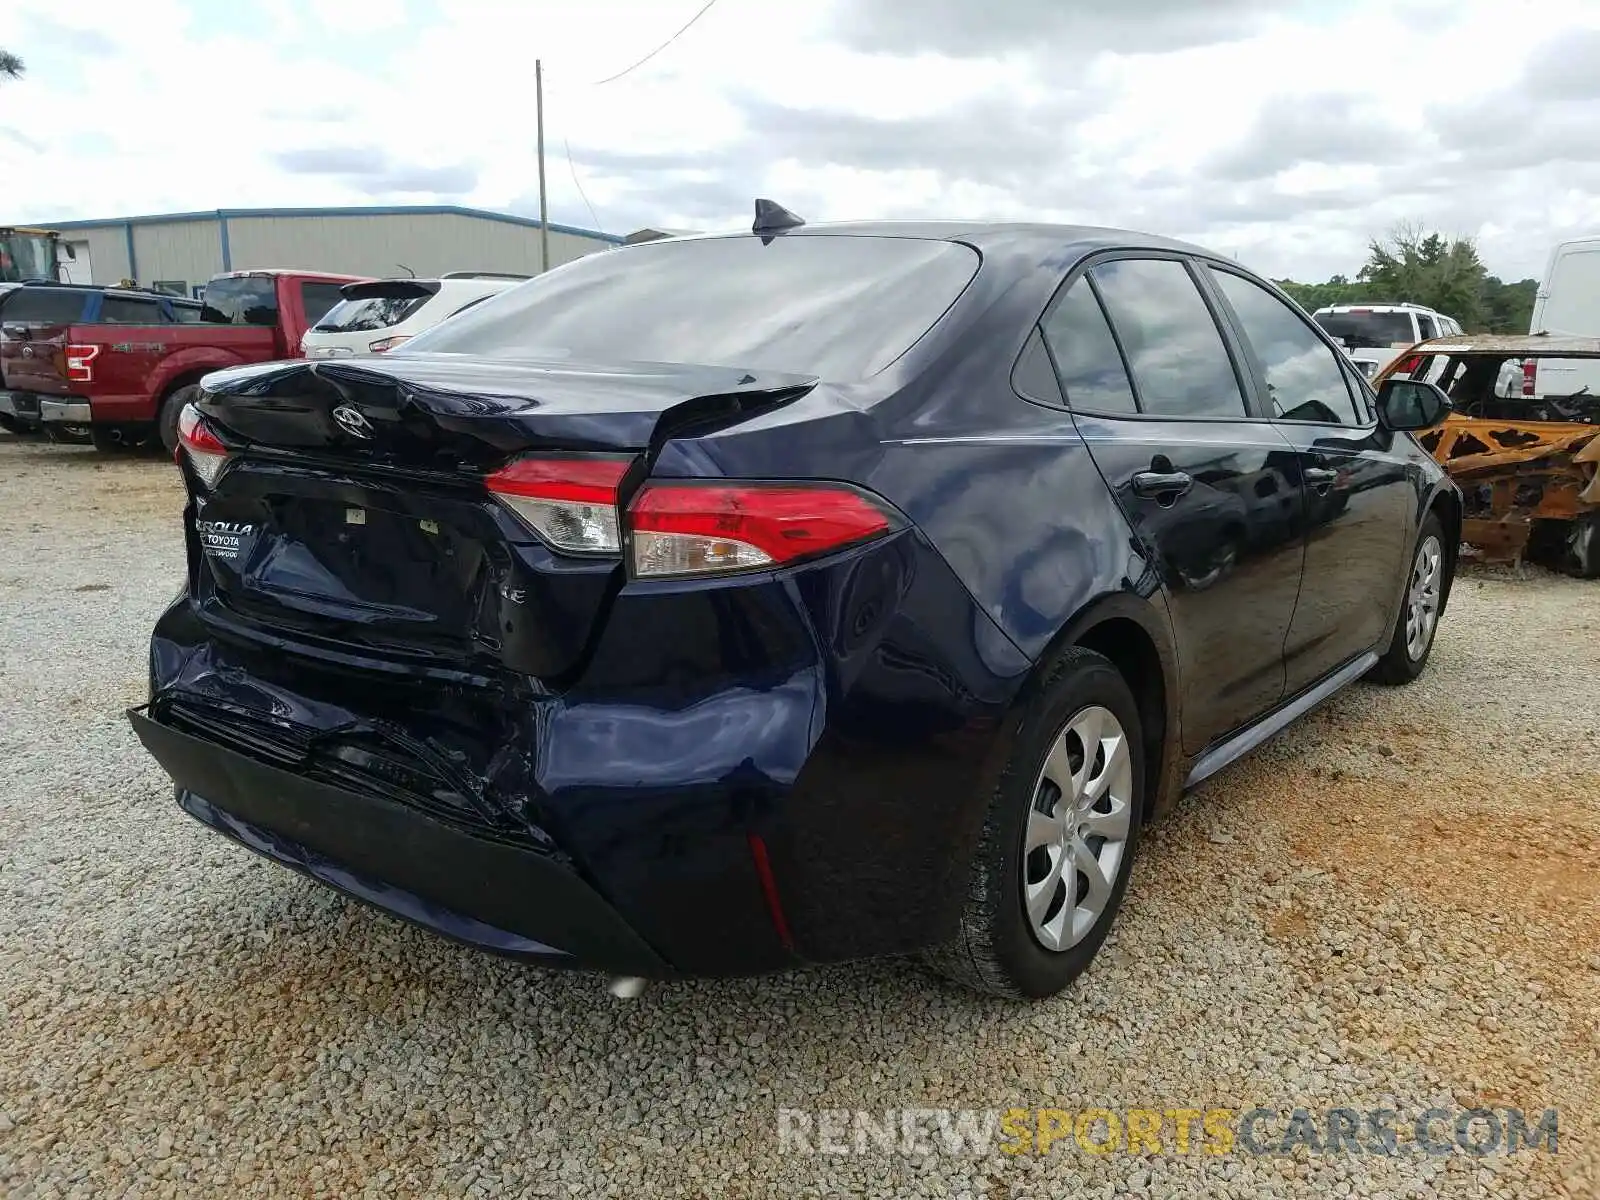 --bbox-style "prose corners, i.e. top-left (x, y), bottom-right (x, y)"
top-left (45, 205), bottom-right (623, 296)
